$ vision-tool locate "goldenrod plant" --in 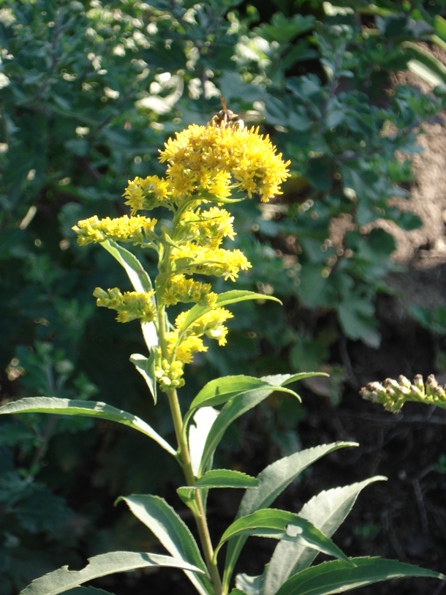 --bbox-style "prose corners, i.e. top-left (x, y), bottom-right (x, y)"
top-left (1, 120), bottom-right (444, 595)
